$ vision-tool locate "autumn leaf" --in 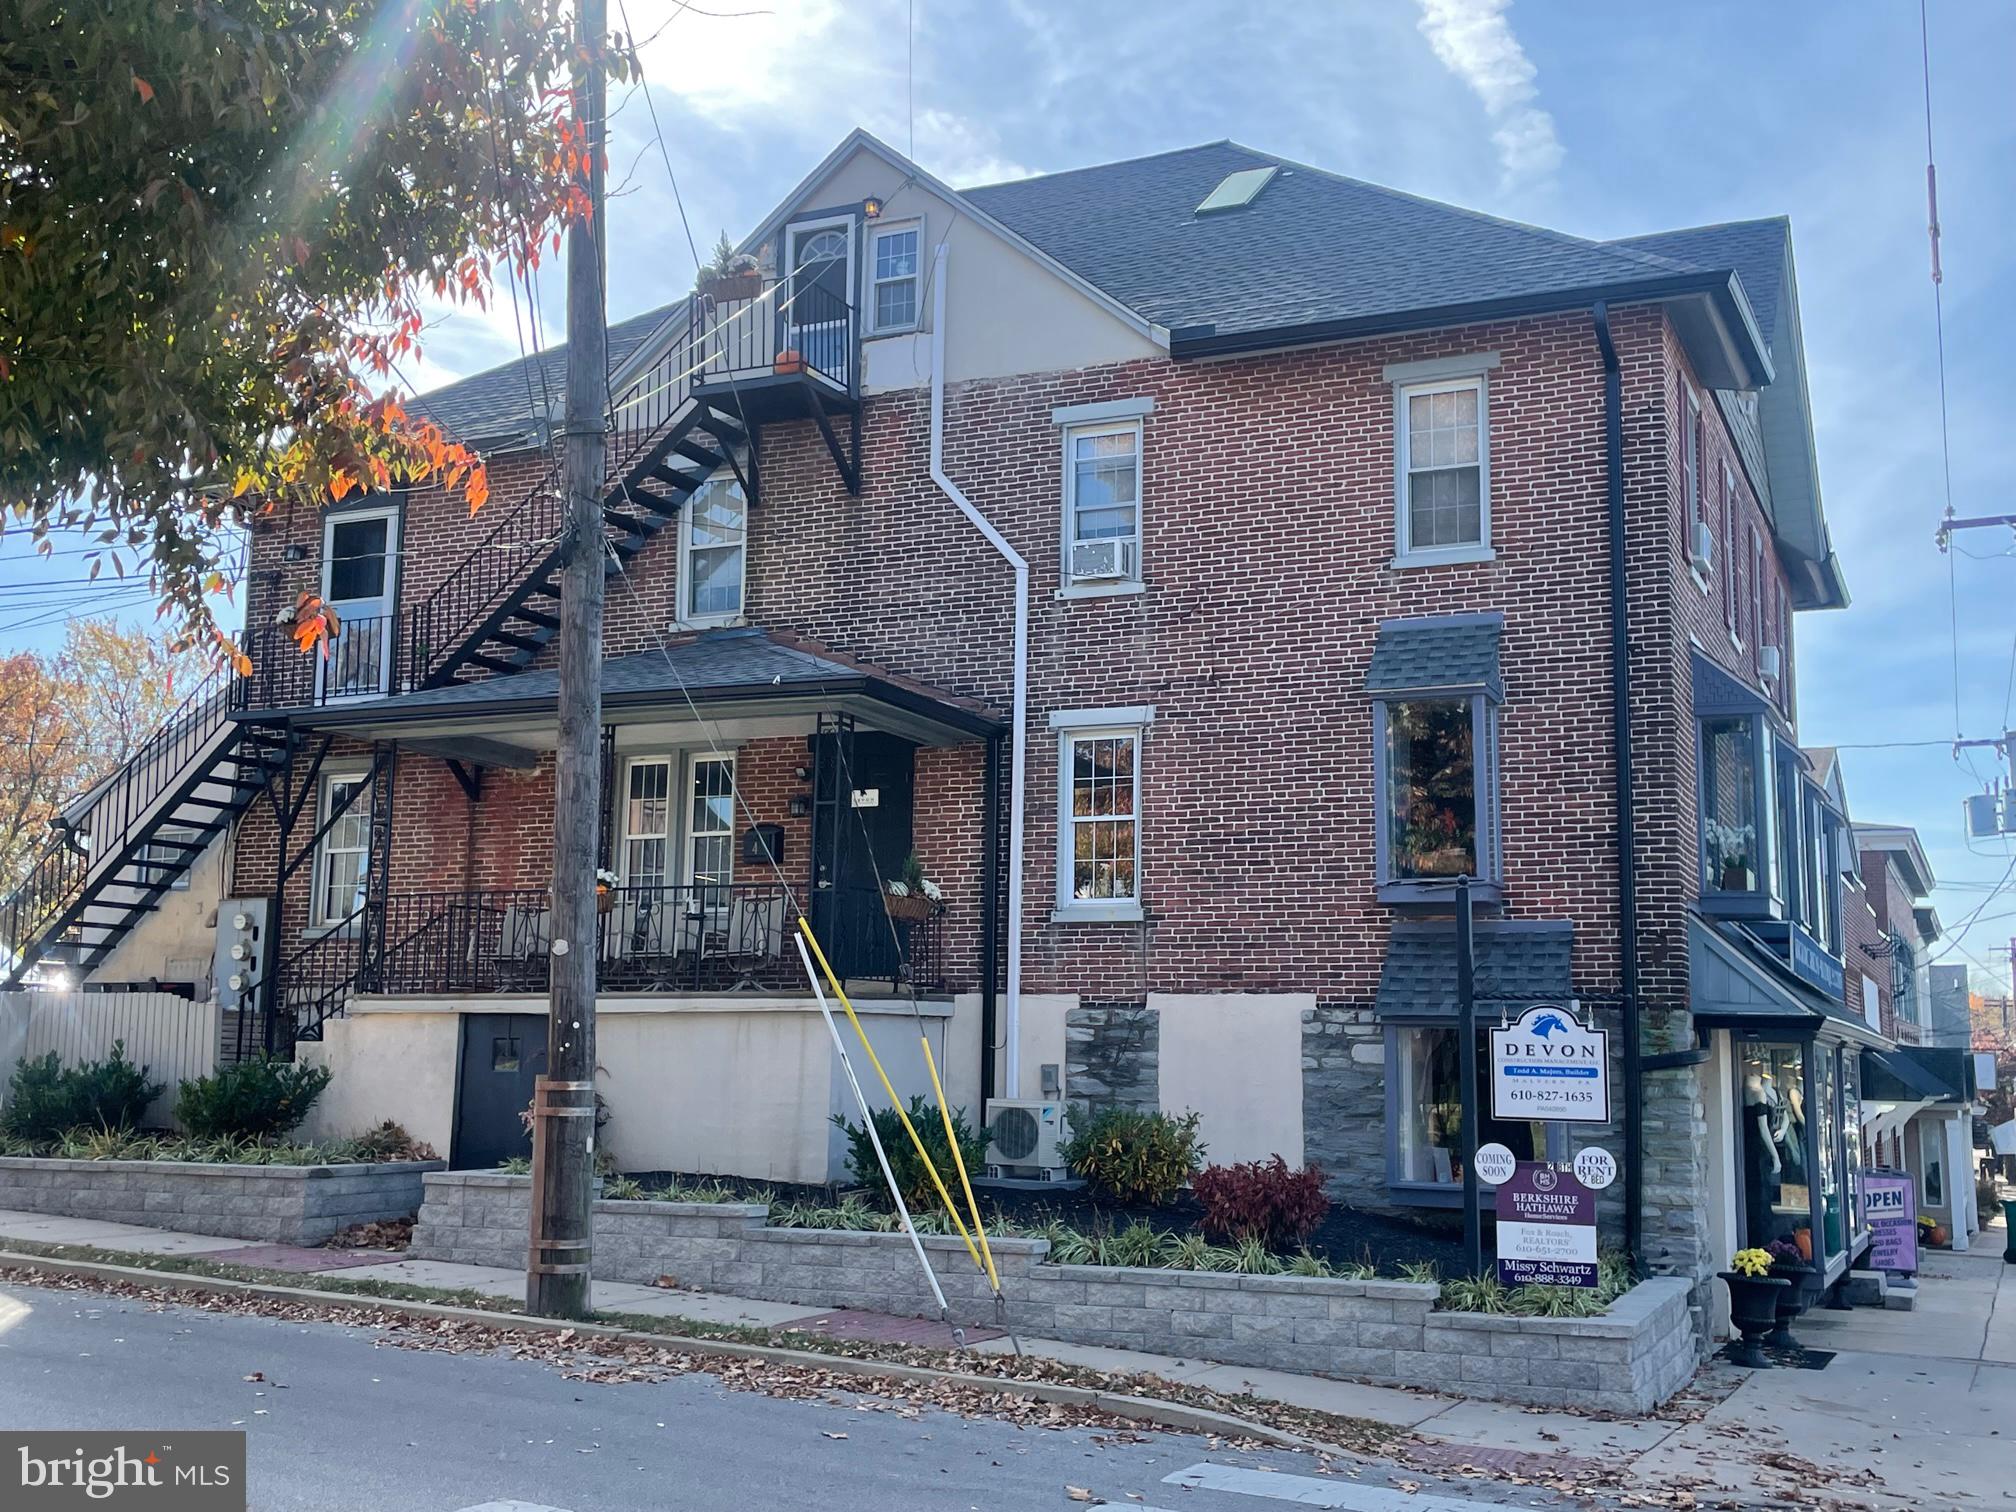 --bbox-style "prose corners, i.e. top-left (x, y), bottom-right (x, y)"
top-left (132, 75), bottom-right (154, 104)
